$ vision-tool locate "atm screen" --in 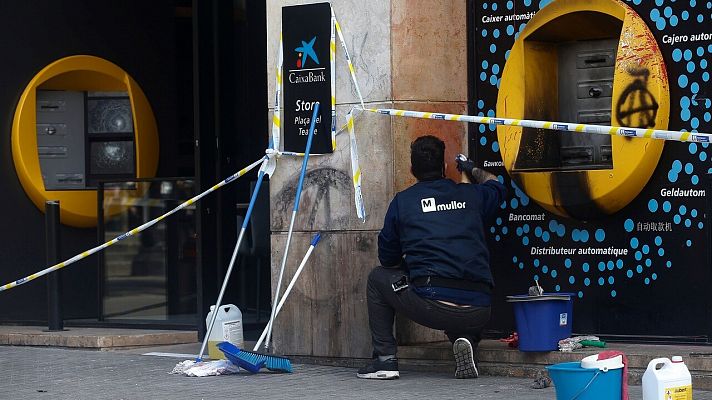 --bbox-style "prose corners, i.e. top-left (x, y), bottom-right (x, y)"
top-left (89, 140), bottom-right (135, 175)
top-left (36, 90), bottom-right (138, 189)
top-left (87, 97), bottom-right (134, 134)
